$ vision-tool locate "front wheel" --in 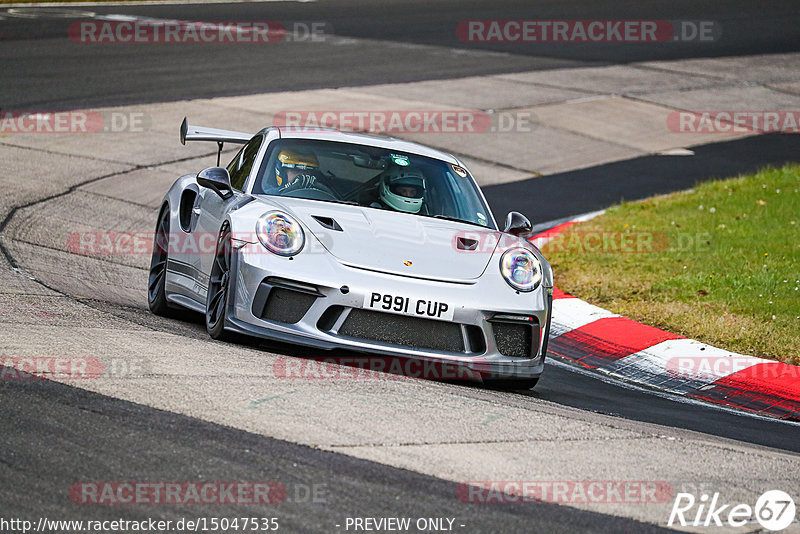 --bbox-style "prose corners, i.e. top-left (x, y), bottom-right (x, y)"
top-left (148, 206), bottom-right (173, 316)
top-left (205, 223), bottom-right (234, 341)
